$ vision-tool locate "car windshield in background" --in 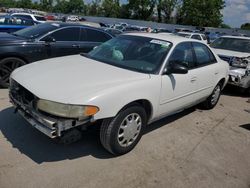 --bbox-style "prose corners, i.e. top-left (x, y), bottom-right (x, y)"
top-left (13, 23), bottom-right (59, 39)
top-left (87, 35), bottom-right (172, 74)
top-left (34, 16), bottom-right (46, 21)
top-left (176, 33), bottom-right (191, 38)
top-left (211, 37), bottom-right (250, 53)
